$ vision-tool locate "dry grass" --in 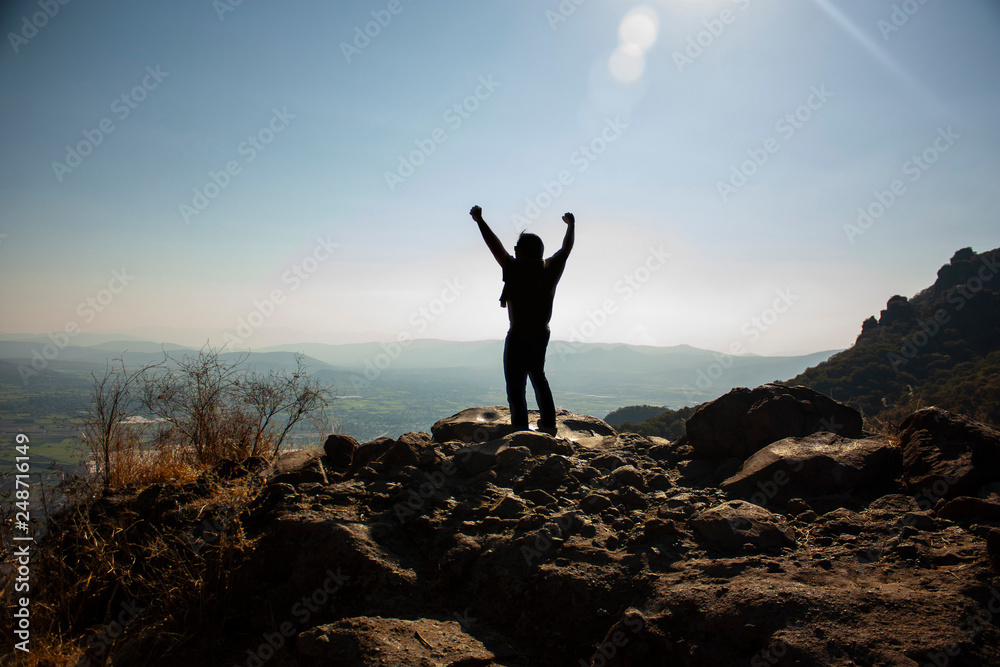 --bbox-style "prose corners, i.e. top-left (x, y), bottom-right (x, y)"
top-left (1, 460), bottom-right (265, 666)
top-left (863, 389), bottom-right (930, 446)
top-left (864, 412), bottom-right (904, 446)
top-left (2, 348), bottom-right (329, 663)
top-left (89, 417), bottom-right (274, 492)
top-left (104, 431), bottom-right (201, 490)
